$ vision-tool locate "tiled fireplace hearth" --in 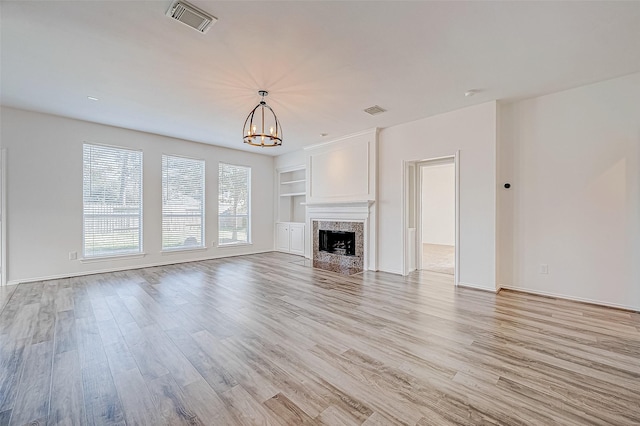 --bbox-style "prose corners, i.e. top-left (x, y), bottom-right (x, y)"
top-left (313, 221), bottom-right (364, 275)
